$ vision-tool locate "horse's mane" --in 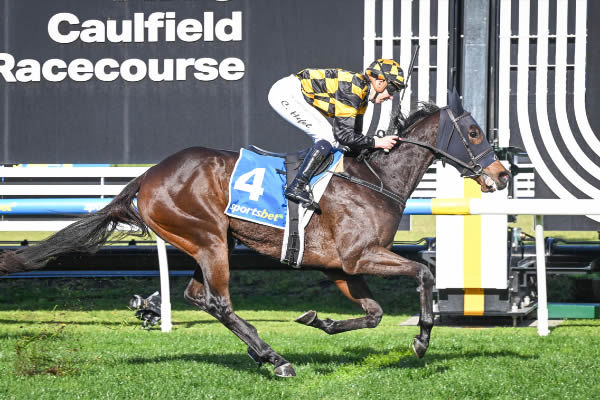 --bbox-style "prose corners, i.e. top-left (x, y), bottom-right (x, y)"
top-left (354, 102), bottom-right (440, 161)
top-left (386, 102), bottom-right (440, 138)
